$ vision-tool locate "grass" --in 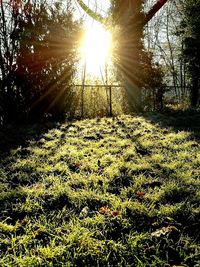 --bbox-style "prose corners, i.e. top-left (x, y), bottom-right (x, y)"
top-left (0, 111), bottom-right (200, 266)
